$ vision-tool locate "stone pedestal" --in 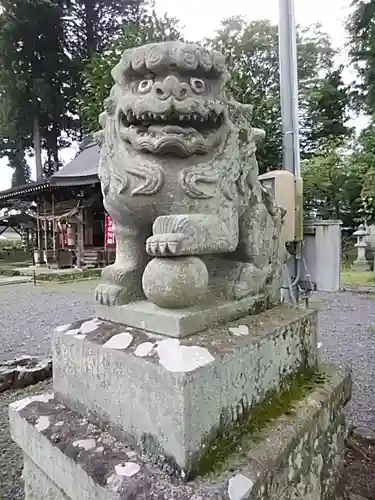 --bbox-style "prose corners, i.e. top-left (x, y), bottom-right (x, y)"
top-left (9, 305), bottom-right (352, 500)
